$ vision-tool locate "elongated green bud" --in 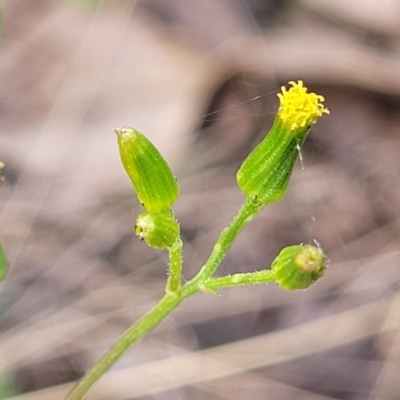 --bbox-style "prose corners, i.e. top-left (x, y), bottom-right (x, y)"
top-left (271, 244), bottom-right (326, 291)
top-left (135, 211), bottom-right (180, 249)
top-left (237, 81), bottom-right (329, 205)
top-left (116, 127), bottom-right (179, 212)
